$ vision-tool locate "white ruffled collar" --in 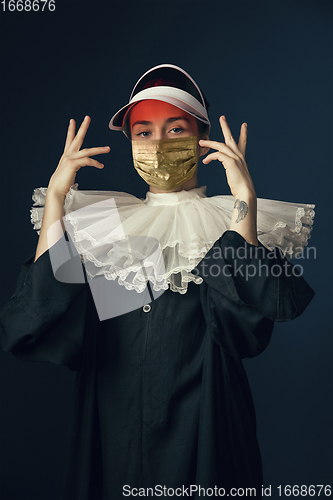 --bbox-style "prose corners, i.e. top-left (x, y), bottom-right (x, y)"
top-left (30, 183), bottom-right (315, 295)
